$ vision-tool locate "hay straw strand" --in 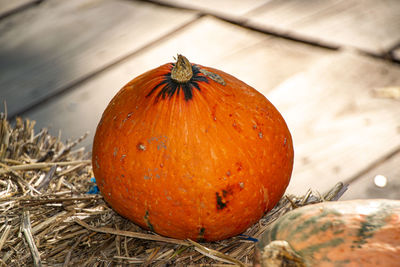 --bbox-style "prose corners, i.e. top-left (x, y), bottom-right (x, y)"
top-left (0, 160), bottom-right (91, 174)
top-left (22, 211), bottom-right (42, 267)
top-left (187, 239), bottom-right (247, 267)
top-left (0, 224), bottom-right (11, 251)
top-left (74, 218), bottom-right (189, 246)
